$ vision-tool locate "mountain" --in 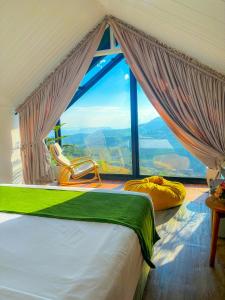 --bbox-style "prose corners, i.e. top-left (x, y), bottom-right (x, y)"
top-left (62, 117), bottom-right (182, 148)
top-left (139, 117), bottom-right (168, 137)
top-left (60, 117), bottom-right (205, 177)
top-left (62, 126), bottom-right (111, 135)
top-left (138, 118), bottom-right (182, 148)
